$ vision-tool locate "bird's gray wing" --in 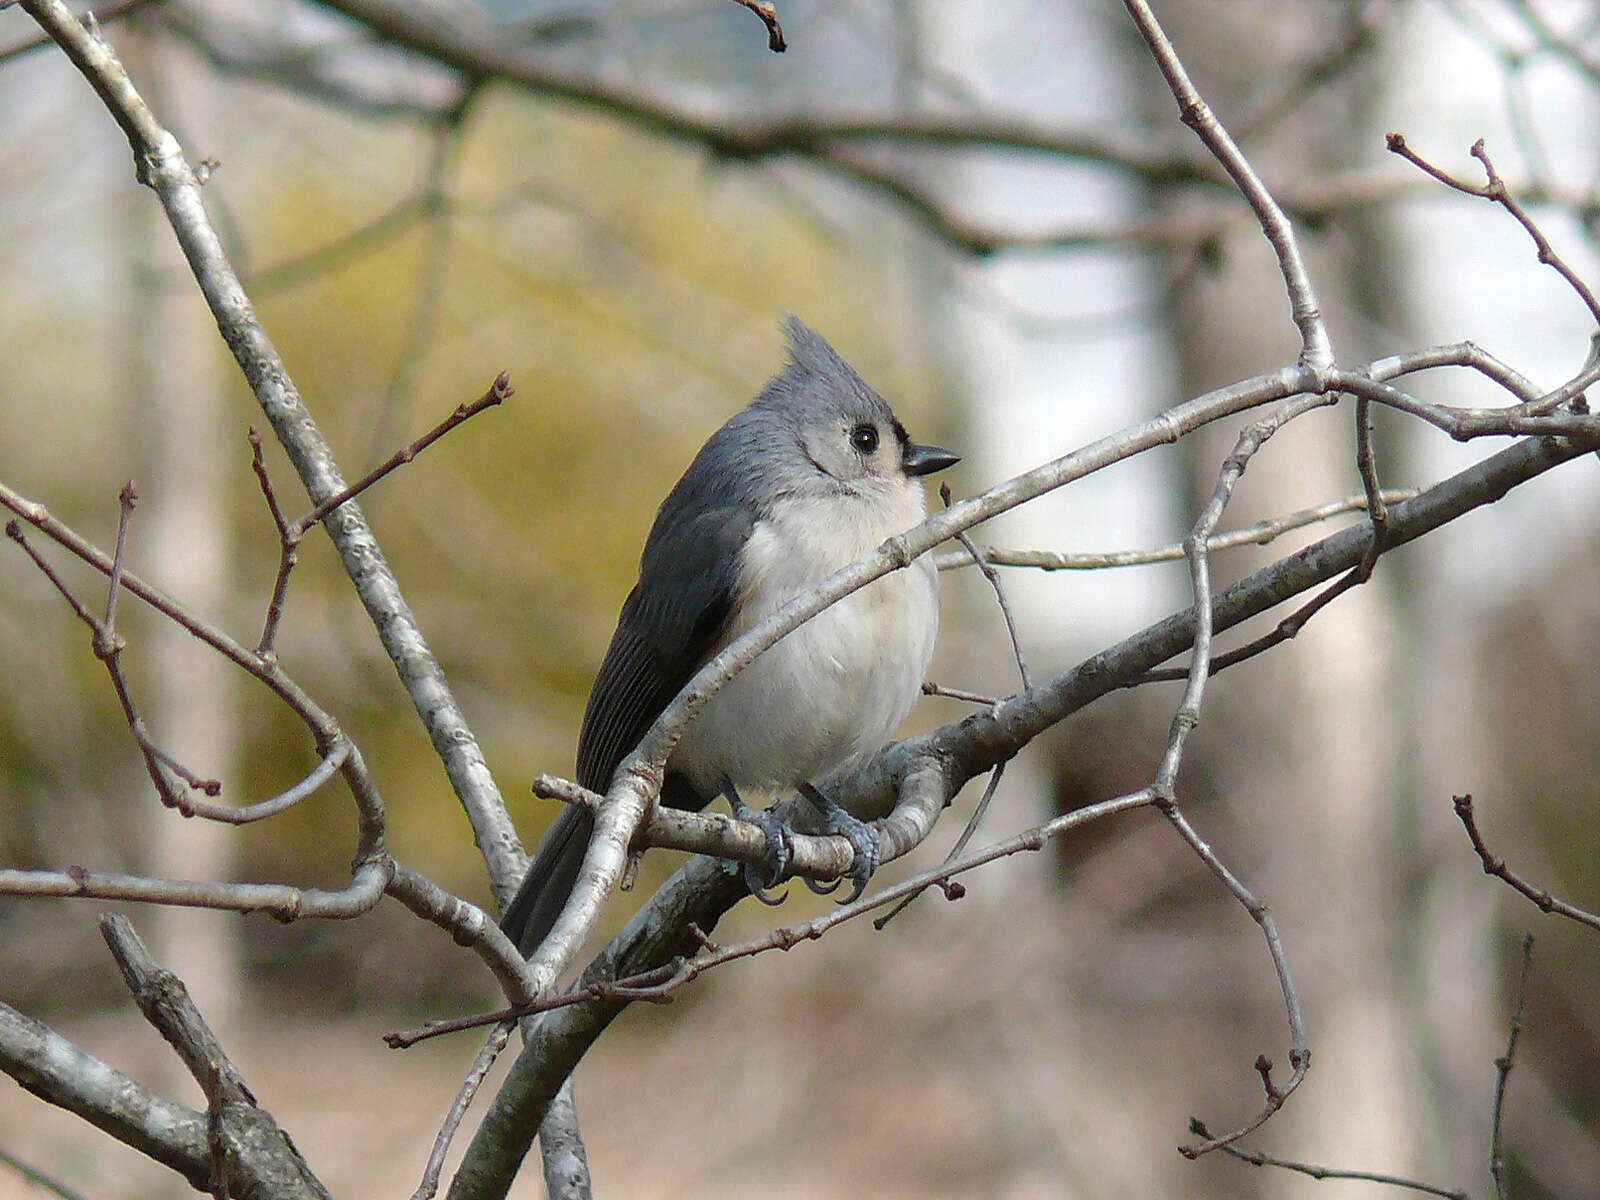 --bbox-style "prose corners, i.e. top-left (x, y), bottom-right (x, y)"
top-left (575, 501), bottom-right (755, 794)
top-left (501, 500), bottom-right (753, 957)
